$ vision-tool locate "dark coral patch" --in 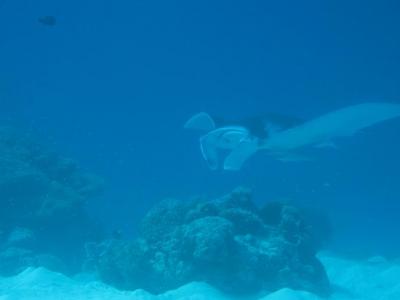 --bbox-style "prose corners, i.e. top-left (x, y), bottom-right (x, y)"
top-left (89, 187), bottom-right (331, 296)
